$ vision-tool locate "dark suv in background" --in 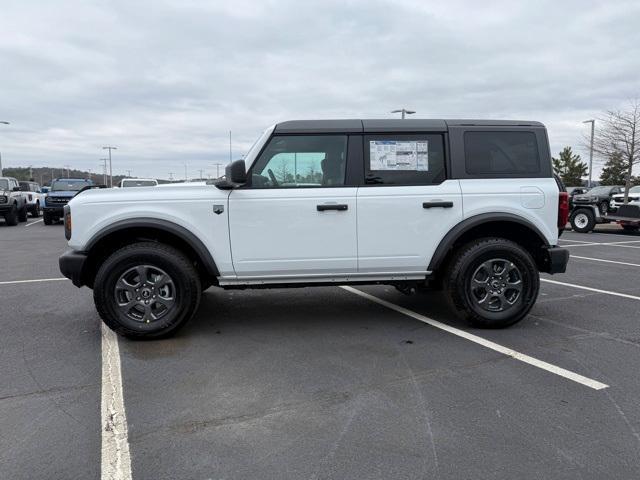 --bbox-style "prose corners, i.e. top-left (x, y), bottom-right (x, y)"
top-left (572, 185), bottom-right (623, 215)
